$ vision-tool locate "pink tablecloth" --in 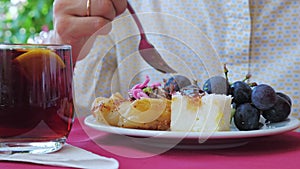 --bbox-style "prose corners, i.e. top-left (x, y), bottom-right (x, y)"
top-left (1, 118), bottom-right (300, 169)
